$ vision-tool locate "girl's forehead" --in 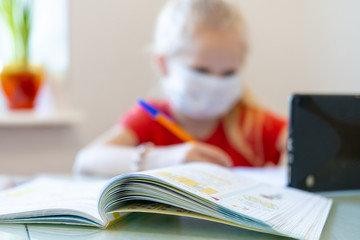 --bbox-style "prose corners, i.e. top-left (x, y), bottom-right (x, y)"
top-left (176, 29), bottom-right (245, 67)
